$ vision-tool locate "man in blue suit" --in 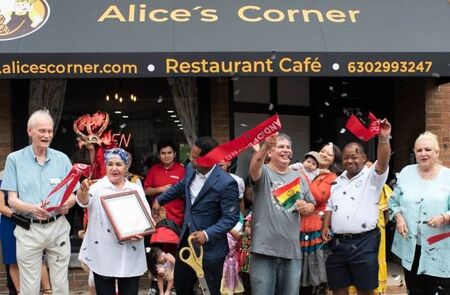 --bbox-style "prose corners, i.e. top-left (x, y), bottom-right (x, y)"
top-left (152, 136), bottom-right (240, 295)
